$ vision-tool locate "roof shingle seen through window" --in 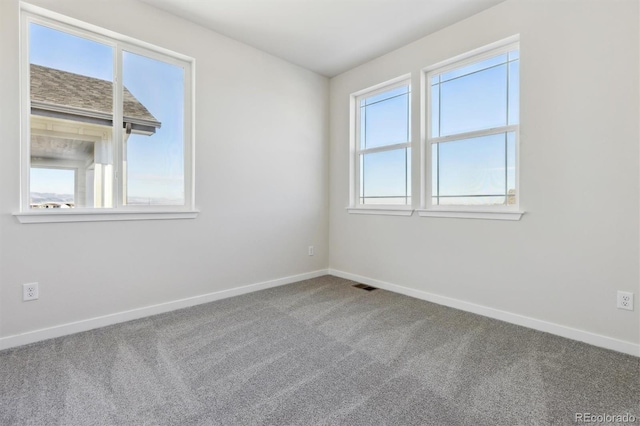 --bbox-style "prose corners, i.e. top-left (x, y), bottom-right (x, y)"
top-left (30, 64), bottom-right (160, 125)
